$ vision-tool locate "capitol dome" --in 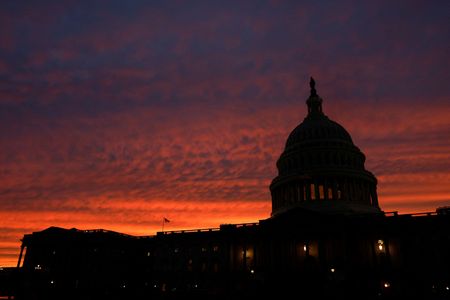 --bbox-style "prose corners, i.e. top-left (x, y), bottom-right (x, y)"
top-left (270, 78), bottom-right (381, 216)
